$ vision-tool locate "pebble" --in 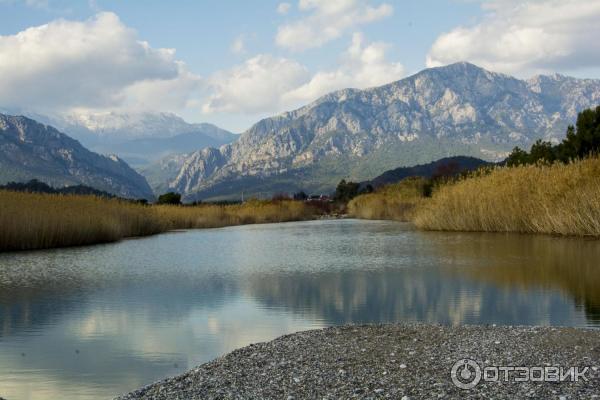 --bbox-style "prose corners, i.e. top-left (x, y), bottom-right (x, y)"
top-left (116, 324), bottom-right (600, 400)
